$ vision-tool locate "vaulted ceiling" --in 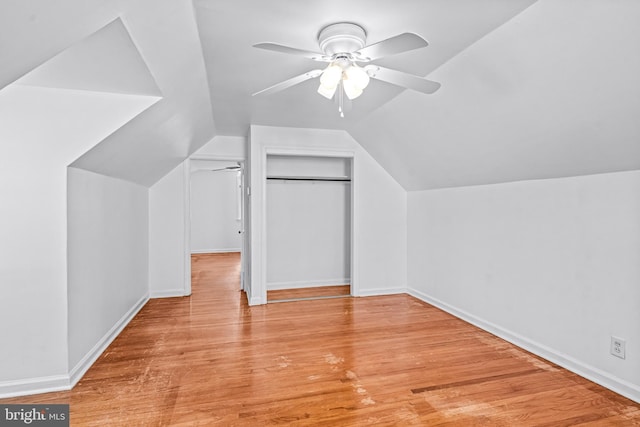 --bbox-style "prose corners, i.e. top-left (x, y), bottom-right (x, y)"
top-left (195, 0), bottom-right (537, 135)
top-left (0, 0), bottom-right (215, 187)
top-left (2, 0), bottom-right (639, 190)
